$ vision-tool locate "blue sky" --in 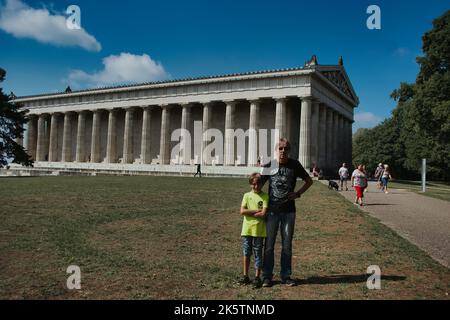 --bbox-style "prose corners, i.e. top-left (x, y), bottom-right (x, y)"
top-left (0, 0), bottom-right (448, 131)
